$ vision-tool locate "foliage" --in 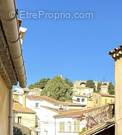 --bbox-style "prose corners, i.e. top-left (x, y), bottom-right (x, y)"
top-left (64, 78), bottom-right (73, 87)
top-left (97, 82), bottom-right (102, 92)
top-left (86, 80), bottom-right (96, 91)
top-left (108, 82), bottom-right (115, 95)
top-left (80, 128), bottom-right (87, 134)
top-left (29, 78), bottom-right (50, 89)
top-left (13, 127), bottom-right (23, 135)
top-left (41, 76), bottom-right (73, 101)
